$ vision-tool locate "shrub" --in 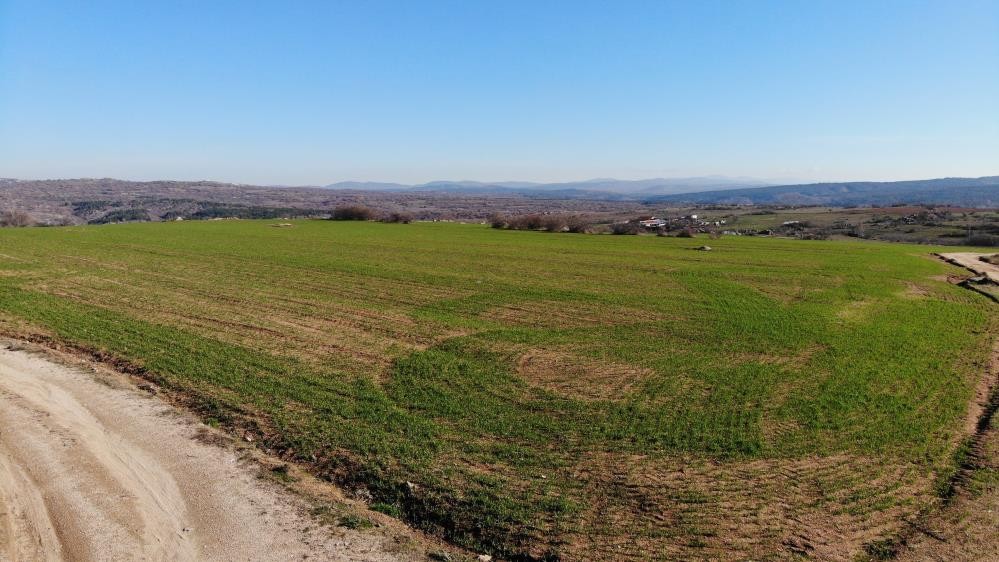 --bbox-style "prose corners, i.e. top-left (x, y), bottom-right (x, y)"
top-left (864, 539), bottom-right (899, 560)
top-left (507, 214), bottom-right (544, 230)
top-left (331, 205), bottom-right (375, 221)
top-left (46, 216), bottom-right (75, 227)
top-left (676, 228), bottom-right (696, 238)
top-left (564, 215), bottom-right (592, 234)
top-left (610, 222), bottom-right (640, 235)
top-left (490, 213), bottom-right (590, 233)
top-left (966, 234), bottom-right (999, 247)
top-left (488, 214), bottom-right (508, 229)
top-left (540, 215), bottom-right (567, 232)
top-left (382, 212), bottom-right (414, 224)
top-left (337, 514), bottom-right (374, 529)
top-left (370, 502), bottom-right (402, 517)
